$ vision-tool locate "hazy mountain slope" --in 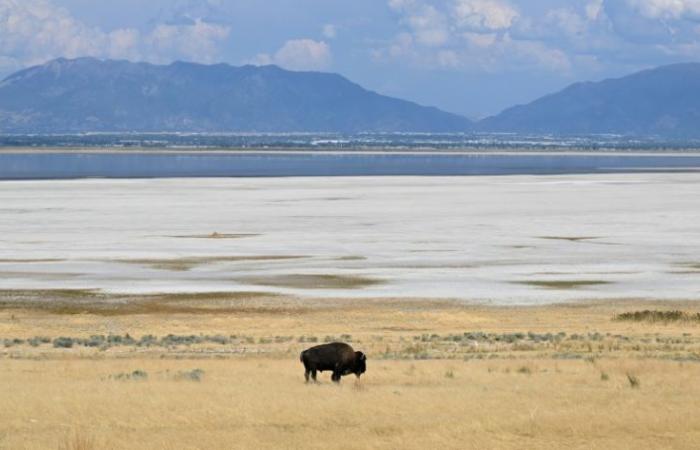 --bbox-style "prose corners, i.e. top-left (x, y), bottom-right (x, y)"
top-left (480, 63), bottom-right (700, 137)
top-left (0, 58), bottom-right (471, 133)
